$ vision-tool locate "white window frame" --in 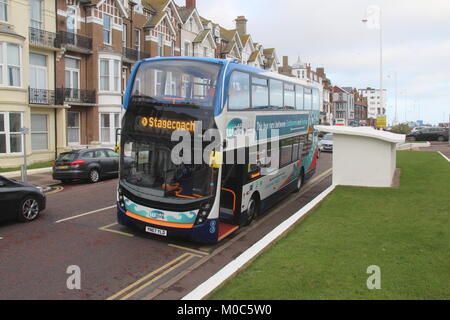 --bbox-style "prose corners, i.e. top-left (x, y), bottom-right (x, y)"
top-left (0, 112), bottom-right (23, 154)
top-left (103, 13), bottom-right (112, 45)
top-left (122, 23), bottom-right (127, 48)
top-left (100, 113), bottom-right (120, 145)
top-left (99, 58), bottom-right (121, 93)
top-left (184, 41), bottom-right (190, 57)
top-left (29, 52), bottom-right (47, 90)
top-left (134, 28), bottom-right (140, 52)
top-left (0, 42), bottom-right (22, 88)
top-left (66, 5), bottom-right (77, 34)
top-left (65, 56), bottom-right (80, 89)
top-left (30, 0), bottom-right (43, 30)
top-left (31, 113), bottom-right (48, 151)
top-left (67, 111), bottom-right (80, 146)
top-left (0, 0), bottom-right (8, 23)
top-left (157, 33), bottom-right (164, 56)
